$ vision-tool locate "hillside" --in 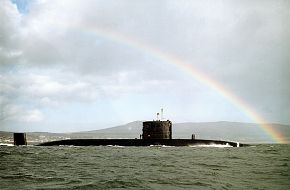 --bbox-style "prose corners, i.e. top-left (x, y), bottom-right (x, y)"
top-left (1, 121), bottom-right (289, 144)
